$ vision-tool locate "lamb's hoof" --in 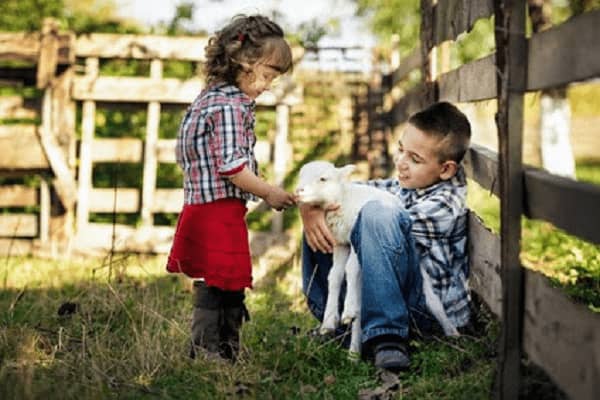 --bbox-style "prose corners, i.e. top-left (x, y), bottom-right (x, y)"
top-left (341, 314), bottom-right (355, 325)
top-left (443, 326), bottom-right (460, 337)
top-left (347, 350), bottom-right (360, 362)
top-left (319, 325), bottom-right (335, 335)
top-left (321, 315), bottom-right (339, 333)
